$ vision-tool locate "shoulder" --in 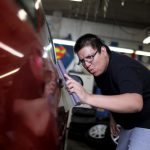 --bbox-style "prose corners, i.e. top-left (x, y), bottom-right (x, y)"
top-left (108, 52), bottom-right (126, 71)
top-left (109, 52), bottom-right (138, 69)
top-left (107, 52), bottom-right (136, 79)
top-left (110, 52), bottom-right (131, 63)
